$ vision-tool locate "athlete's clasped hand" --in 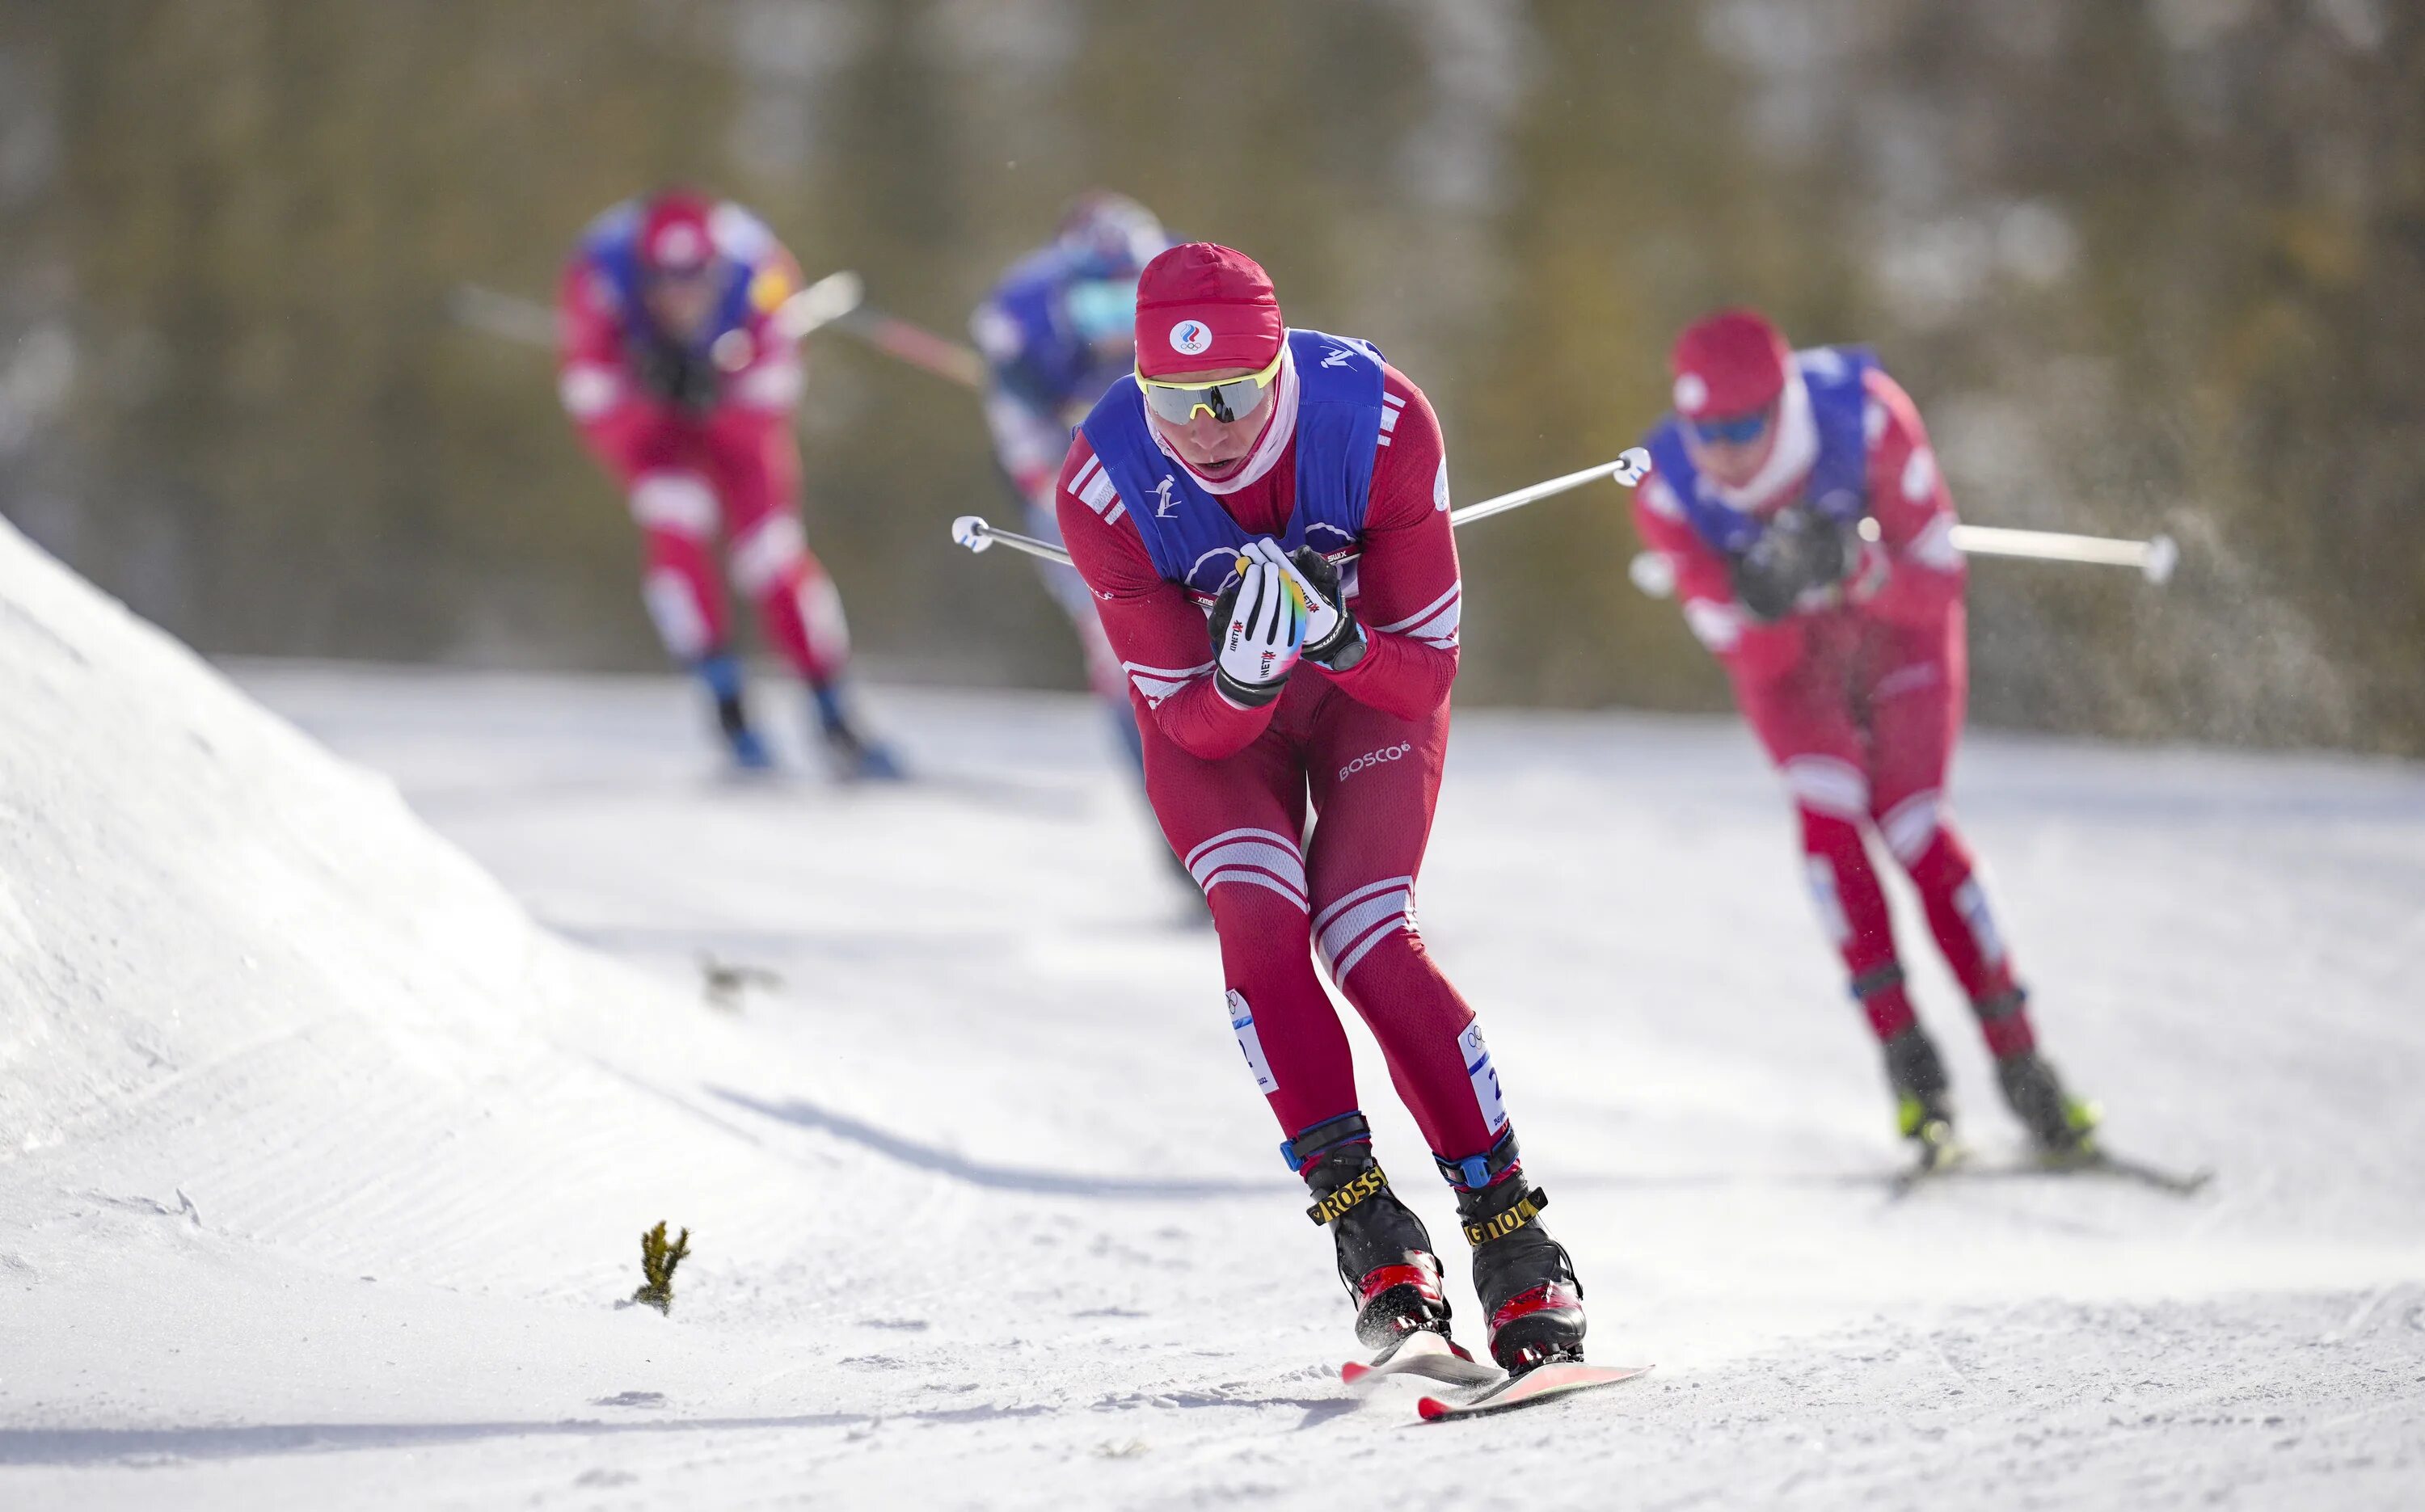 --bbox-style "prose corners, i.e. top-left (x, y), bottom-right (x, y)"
top-left (1276, 544), bottom-right (1364, 671)
top-left (1209, 539), bottom-right (1309, 706)
top-left (1730, 503), bottom-right (1858, 622)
